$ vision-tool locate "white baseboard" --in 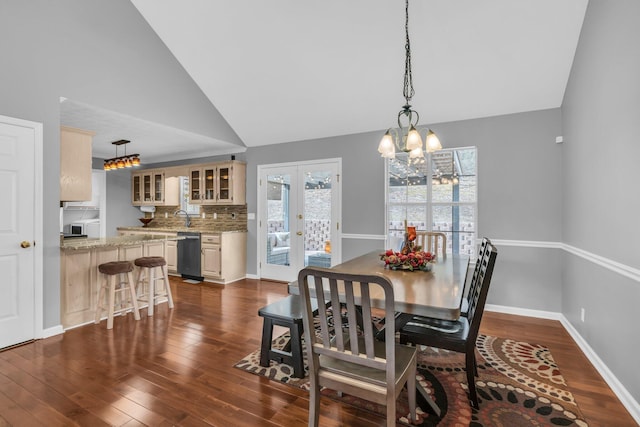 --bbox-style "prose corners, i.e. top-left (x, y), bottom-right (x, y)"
top-left (245, 273), bottom-right (259, 280)
top-left (559, 315), bottom-right (640, 425)
top-left (486, 304), bottom-right (640, 424)
top-left (40, 325), bottom-right (64, 339)
top-left (485, 303), bottom-right (563, 321)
